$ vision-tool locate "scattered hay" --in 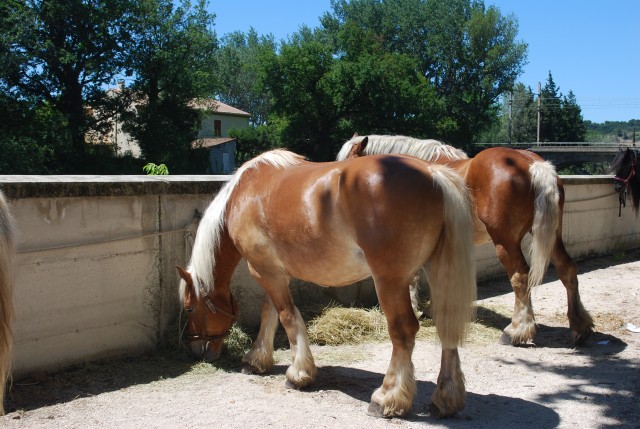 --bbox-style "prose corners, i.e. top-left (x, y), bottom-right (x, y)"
top-left (223, 324), bottom-right (252, 360)
top-left (591, 312), bottom-right (626, 334)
